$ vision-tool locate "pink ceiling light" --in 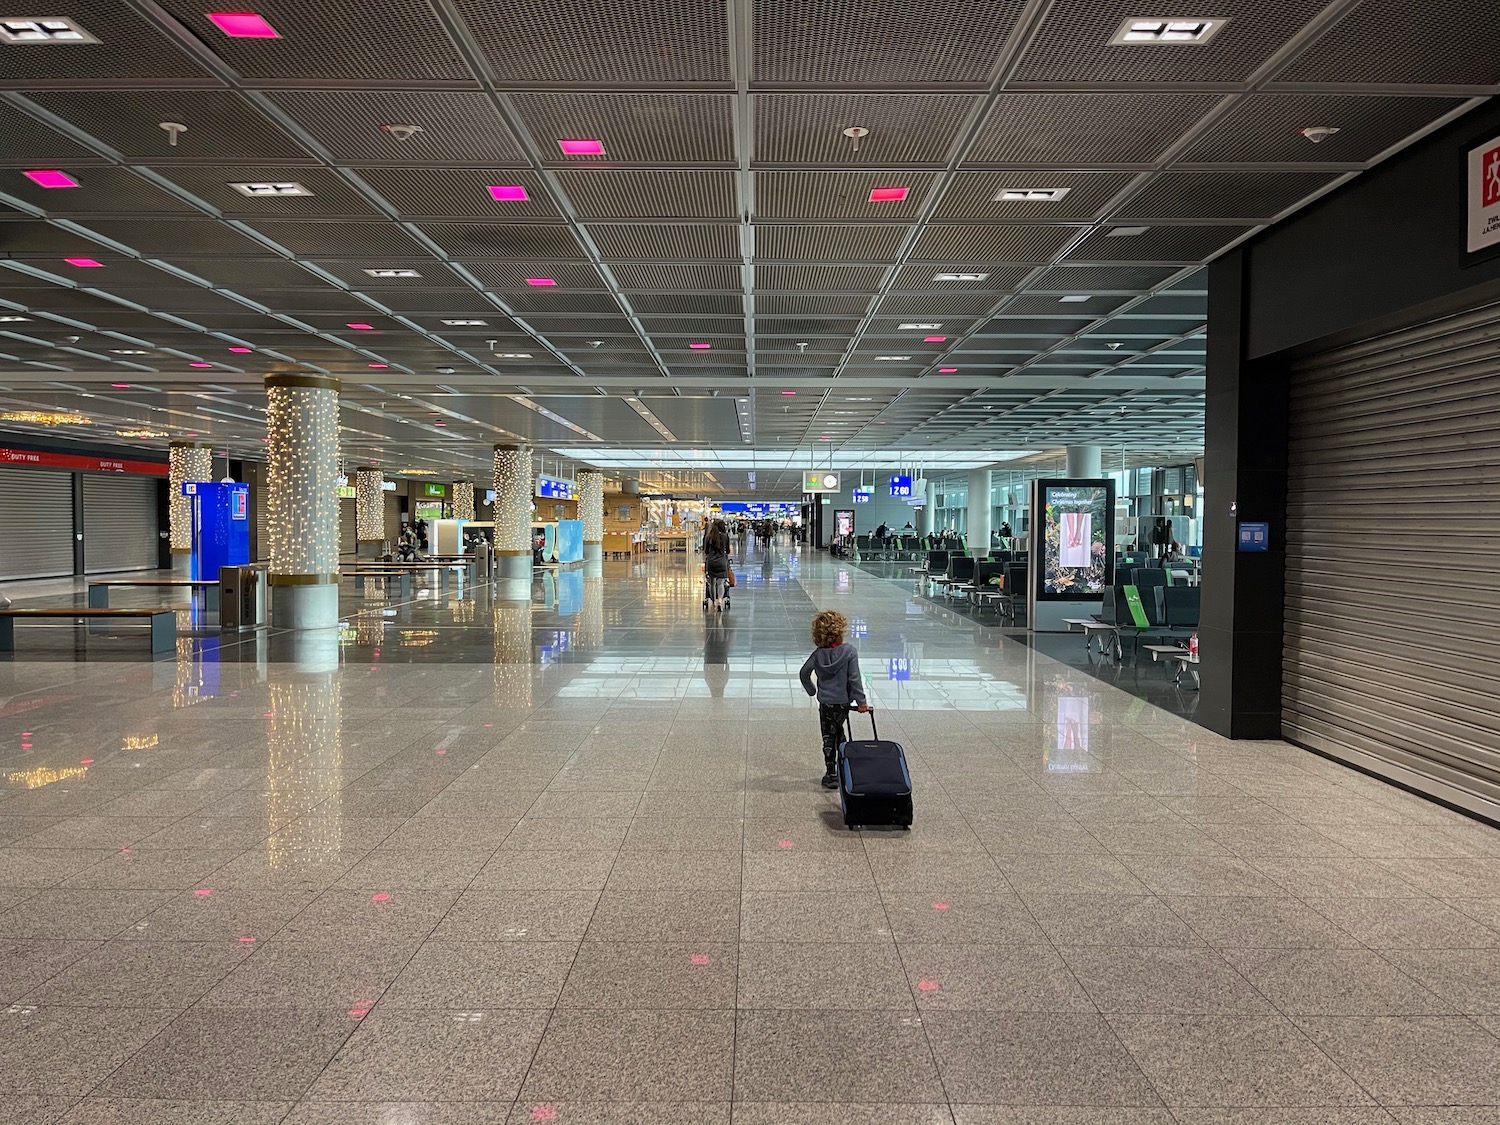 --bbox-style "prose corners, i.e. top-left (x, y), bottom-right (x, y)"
top-left (368, 363), bottom-right (388, 369)
top-left (110, 383), bottom-right (130, 388)
top-left (688, 343), bottom-right (711, 350)
top-left (488, 185), bottom-right (528, 201)
top-left (190, 362), bottom-right (213, 368)
top-left (781, 390), bottom-right (797, 396)
top-left (206, 11), bottom-right (280, 37)
top-left (924, 335), bottom-right (946, 342)
top-left (347, 323), bottom-right (374, 330)
top-left (938, 367), bottom-right (958, 373)
top-left (228, 346), bottom-right (252, 353)
top-left (23, 170), bottom-right (78, 188)
top-left (65, 257), bottom-right (103, 268)
top-left (557, 139), bottom-right (603, 155)
top-left (525, 278), bottom-right (556, 286)
top-left (869, 186), bottom-right (908, 202)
